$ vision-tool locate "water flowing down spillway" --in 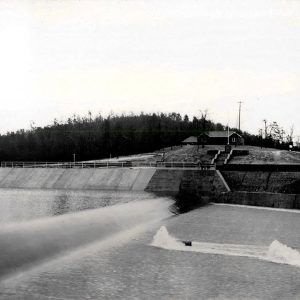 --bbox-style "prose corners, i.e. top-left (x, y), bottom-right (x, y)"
top-left (0, 195), bottom-right (172, 279)
top-left (151, 226), bottom-right (300, 268)
top-left (1, 196), bottom-right (300, 300)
